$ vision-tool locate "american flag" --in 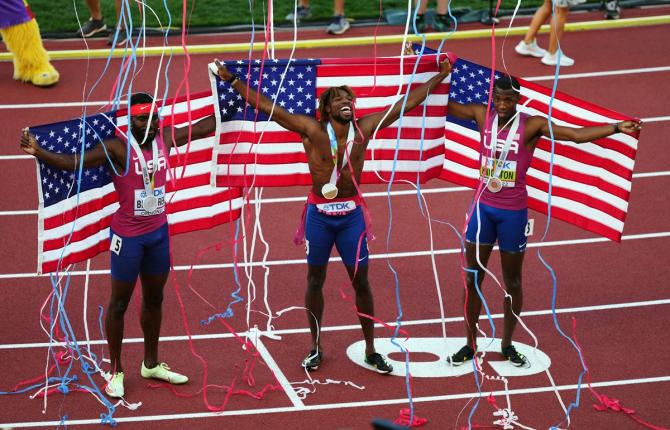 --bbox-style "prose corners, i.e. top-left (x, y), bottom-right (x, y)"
top-left (210, 55), bottom-right (451, 187)
top-left (440, 57), bottom-right (639, 241)
top-left (210, 50), bottom-right (638, 241)
top-left (32, 92), bottom-right (244, 274)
